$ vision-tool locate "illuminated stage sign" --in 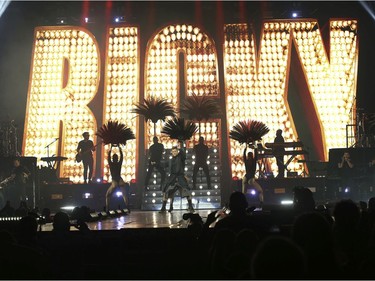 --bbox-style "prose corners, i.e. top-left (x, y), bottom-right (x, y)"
top-left (22, 20), bottom-right (358, 183)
